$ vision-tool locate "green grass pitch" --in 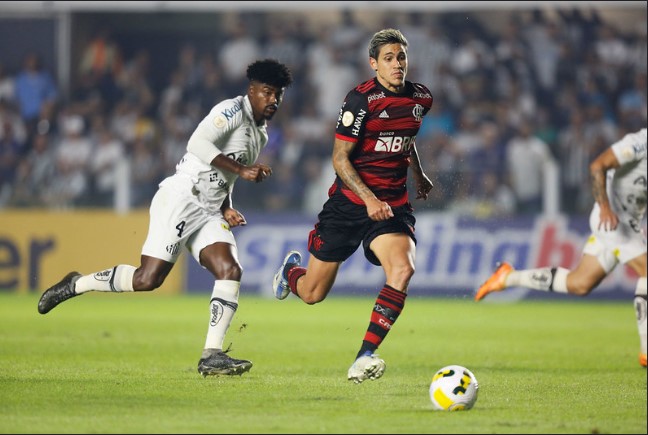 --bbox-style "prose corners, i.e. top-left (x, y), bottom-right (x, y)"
top-left (1, 292), bottom-right (646, 434)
